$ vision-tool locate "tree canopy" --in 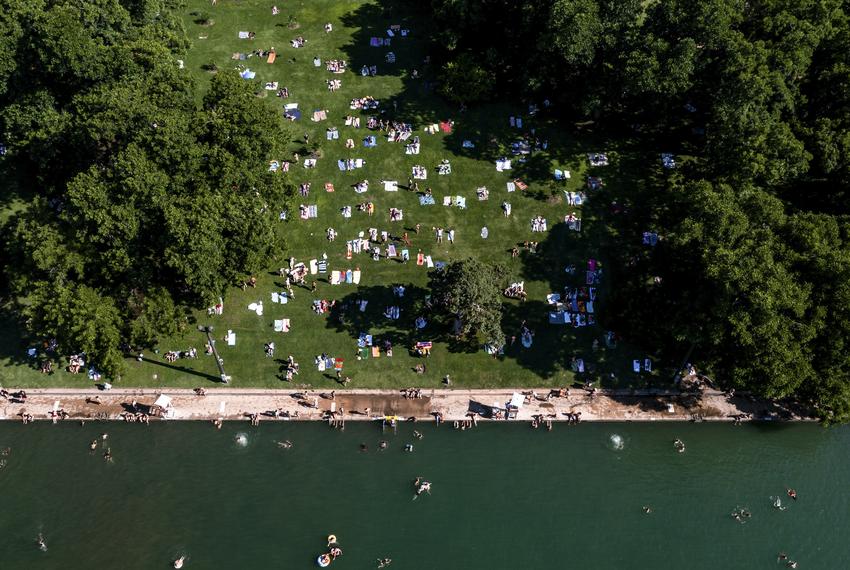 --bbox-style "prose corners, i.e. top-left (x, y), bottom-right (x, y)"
top-left (429, 0), bottom-right (850, 420)
top-left (0, 0), bottom-right (293, 379)
top-left (428, 258), bottom-right (508, 348)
